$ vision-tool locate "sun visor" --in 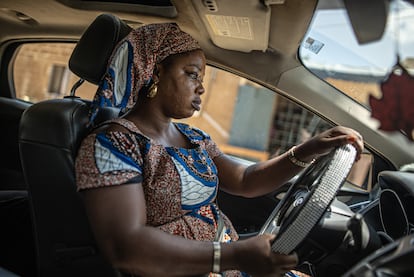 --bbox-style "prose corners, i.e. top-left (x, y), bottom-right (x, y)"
top-left (192, 0), bottom-right (271, 52)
